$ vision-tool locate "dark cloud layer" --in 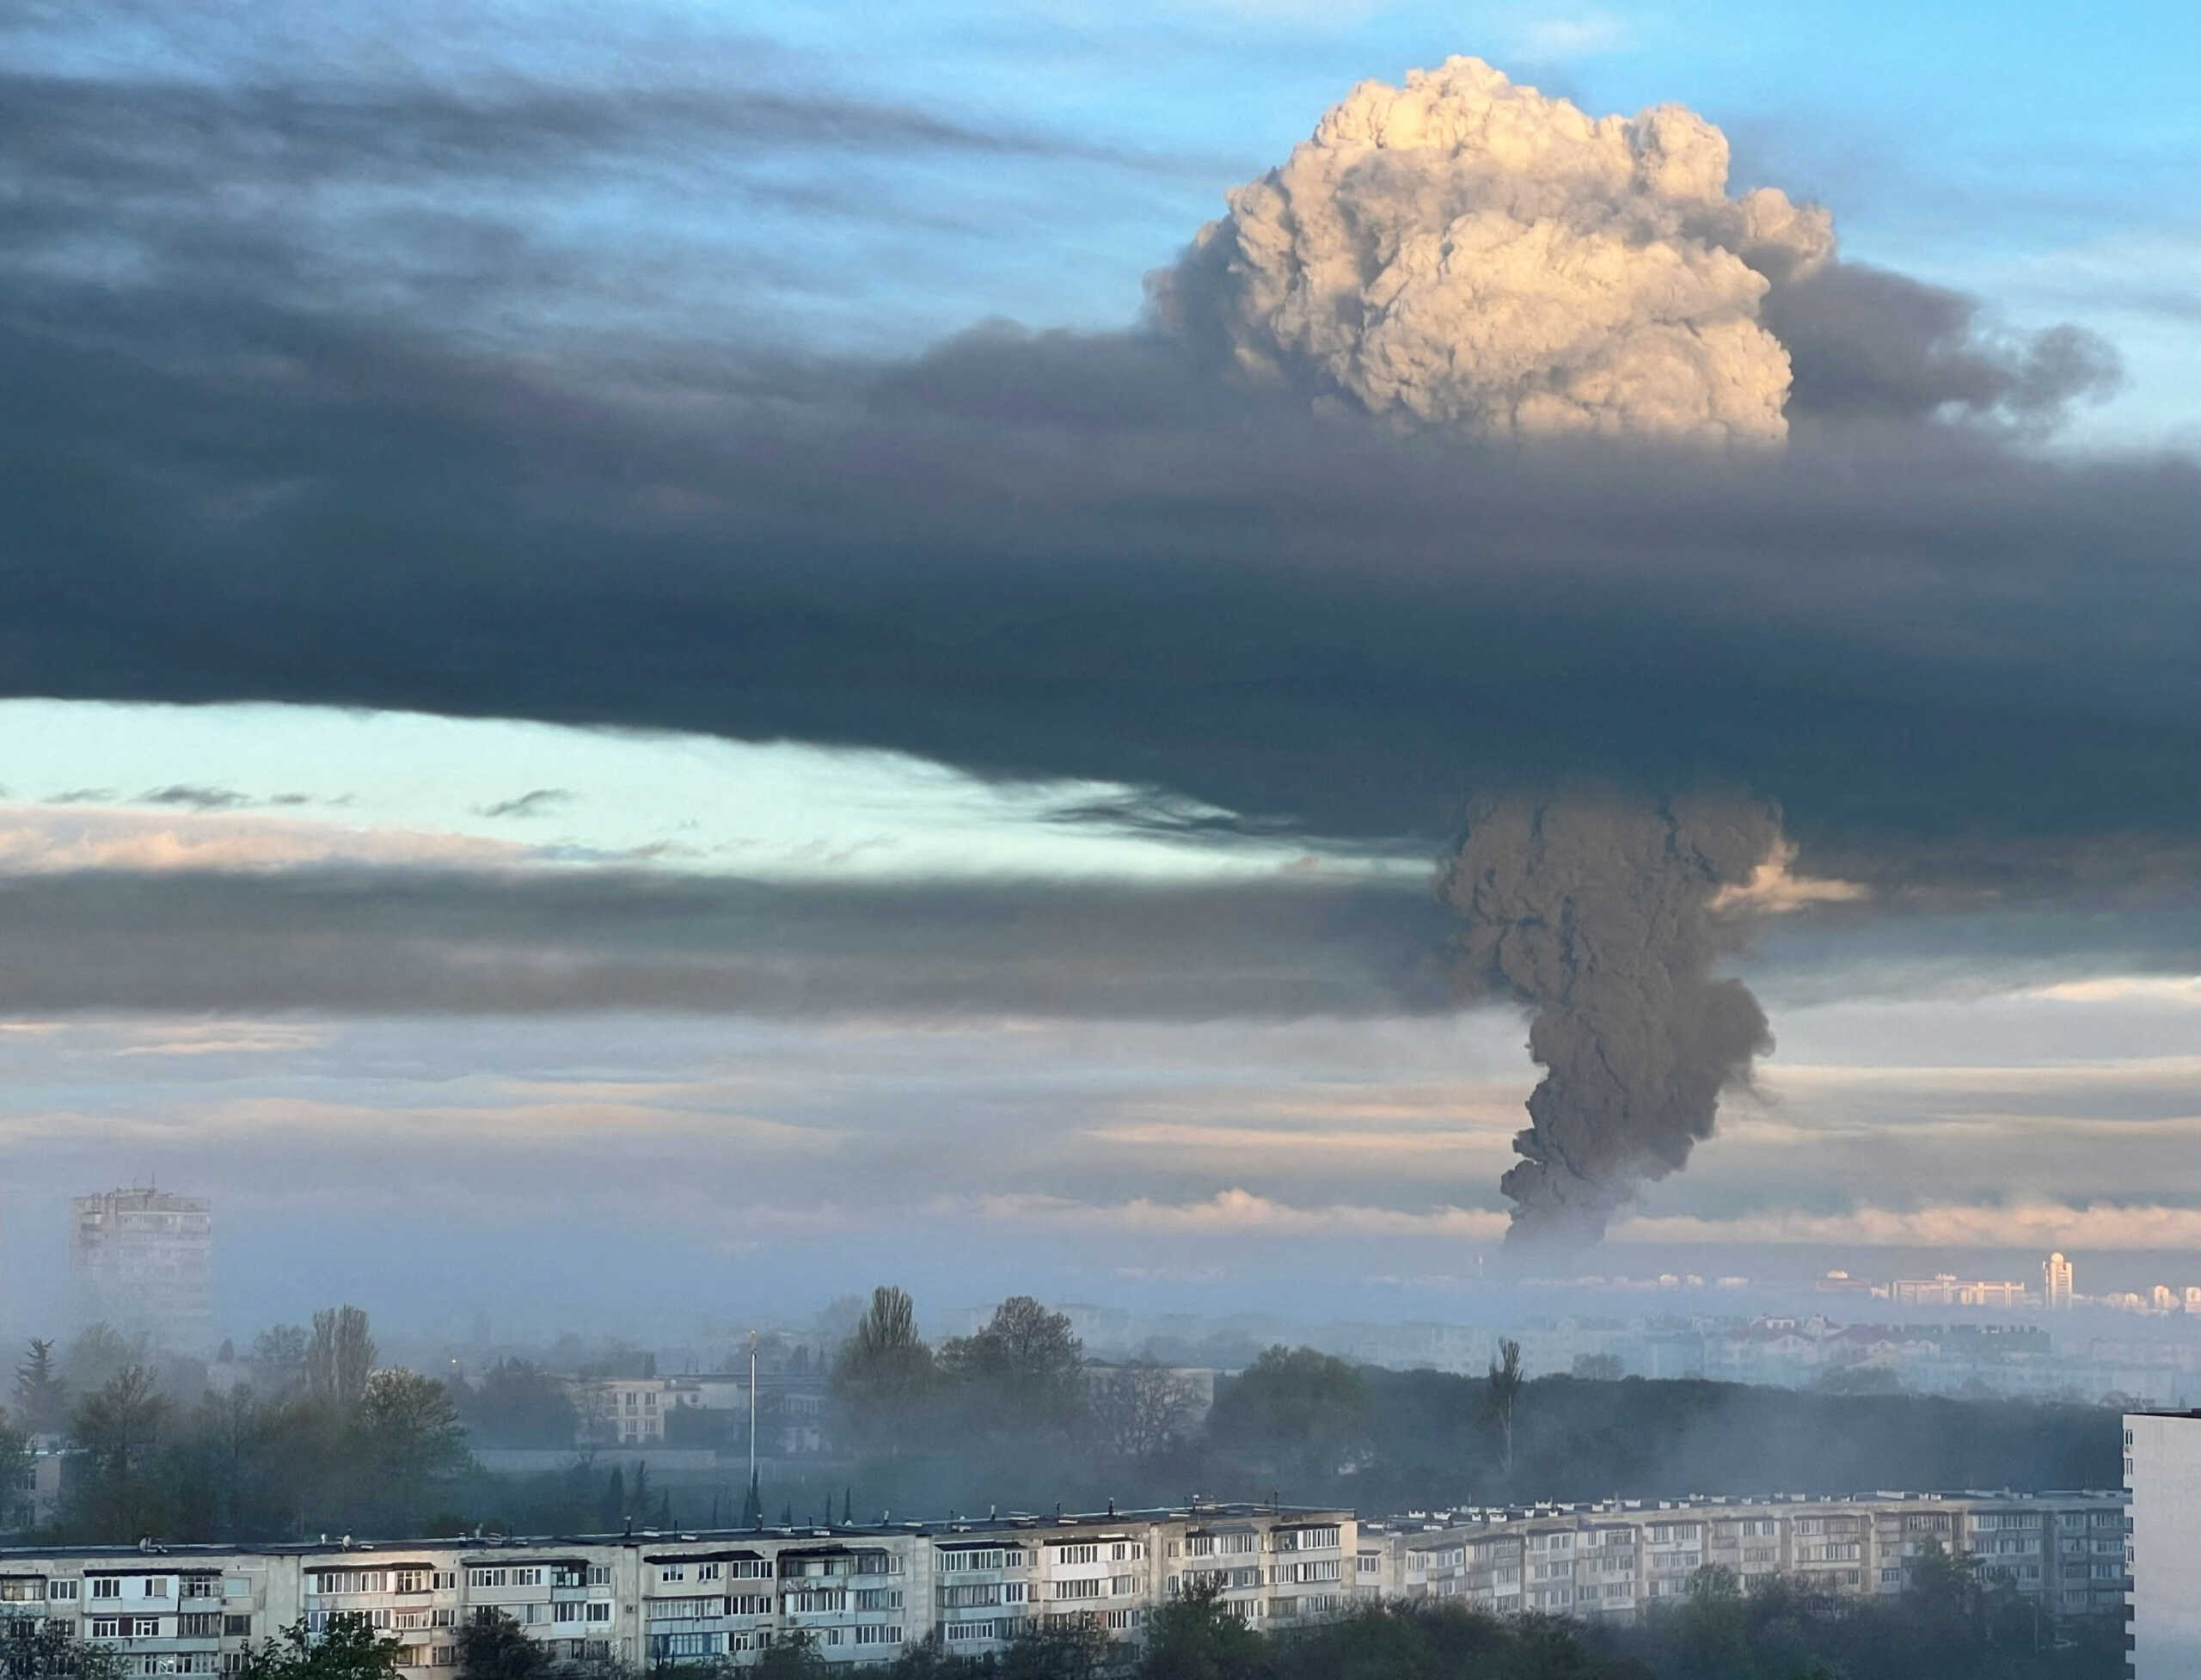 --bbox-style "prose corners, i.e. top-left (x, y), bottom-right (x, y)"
top-left (0, 871), bottom-right (1445, 1018)
top-left (0, 46), bottom-right (2196, 904)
